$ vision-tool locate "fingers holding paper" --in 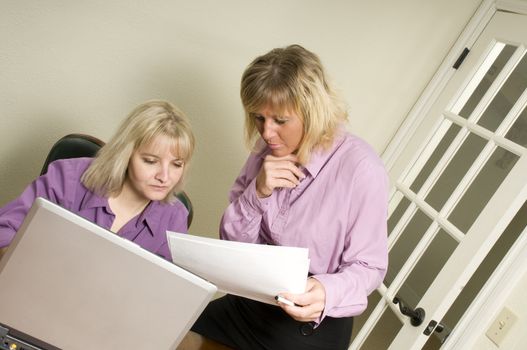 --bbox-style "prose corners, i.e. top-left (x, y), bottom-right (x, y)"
top-left (276, 277), bottom-right (326, 322)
